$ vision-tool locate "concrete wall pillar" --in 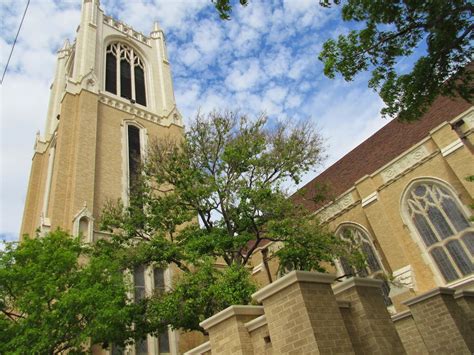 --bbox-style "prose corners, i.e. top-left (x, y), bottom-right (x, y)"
top-left (333, 277), bottom-right (405, 354)
top-left (252, 271), bottom-right (354, 354)
top-left (199, 305), bottom-right (263, 355)
top-left (404, 287), bottom-right (474, 353)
